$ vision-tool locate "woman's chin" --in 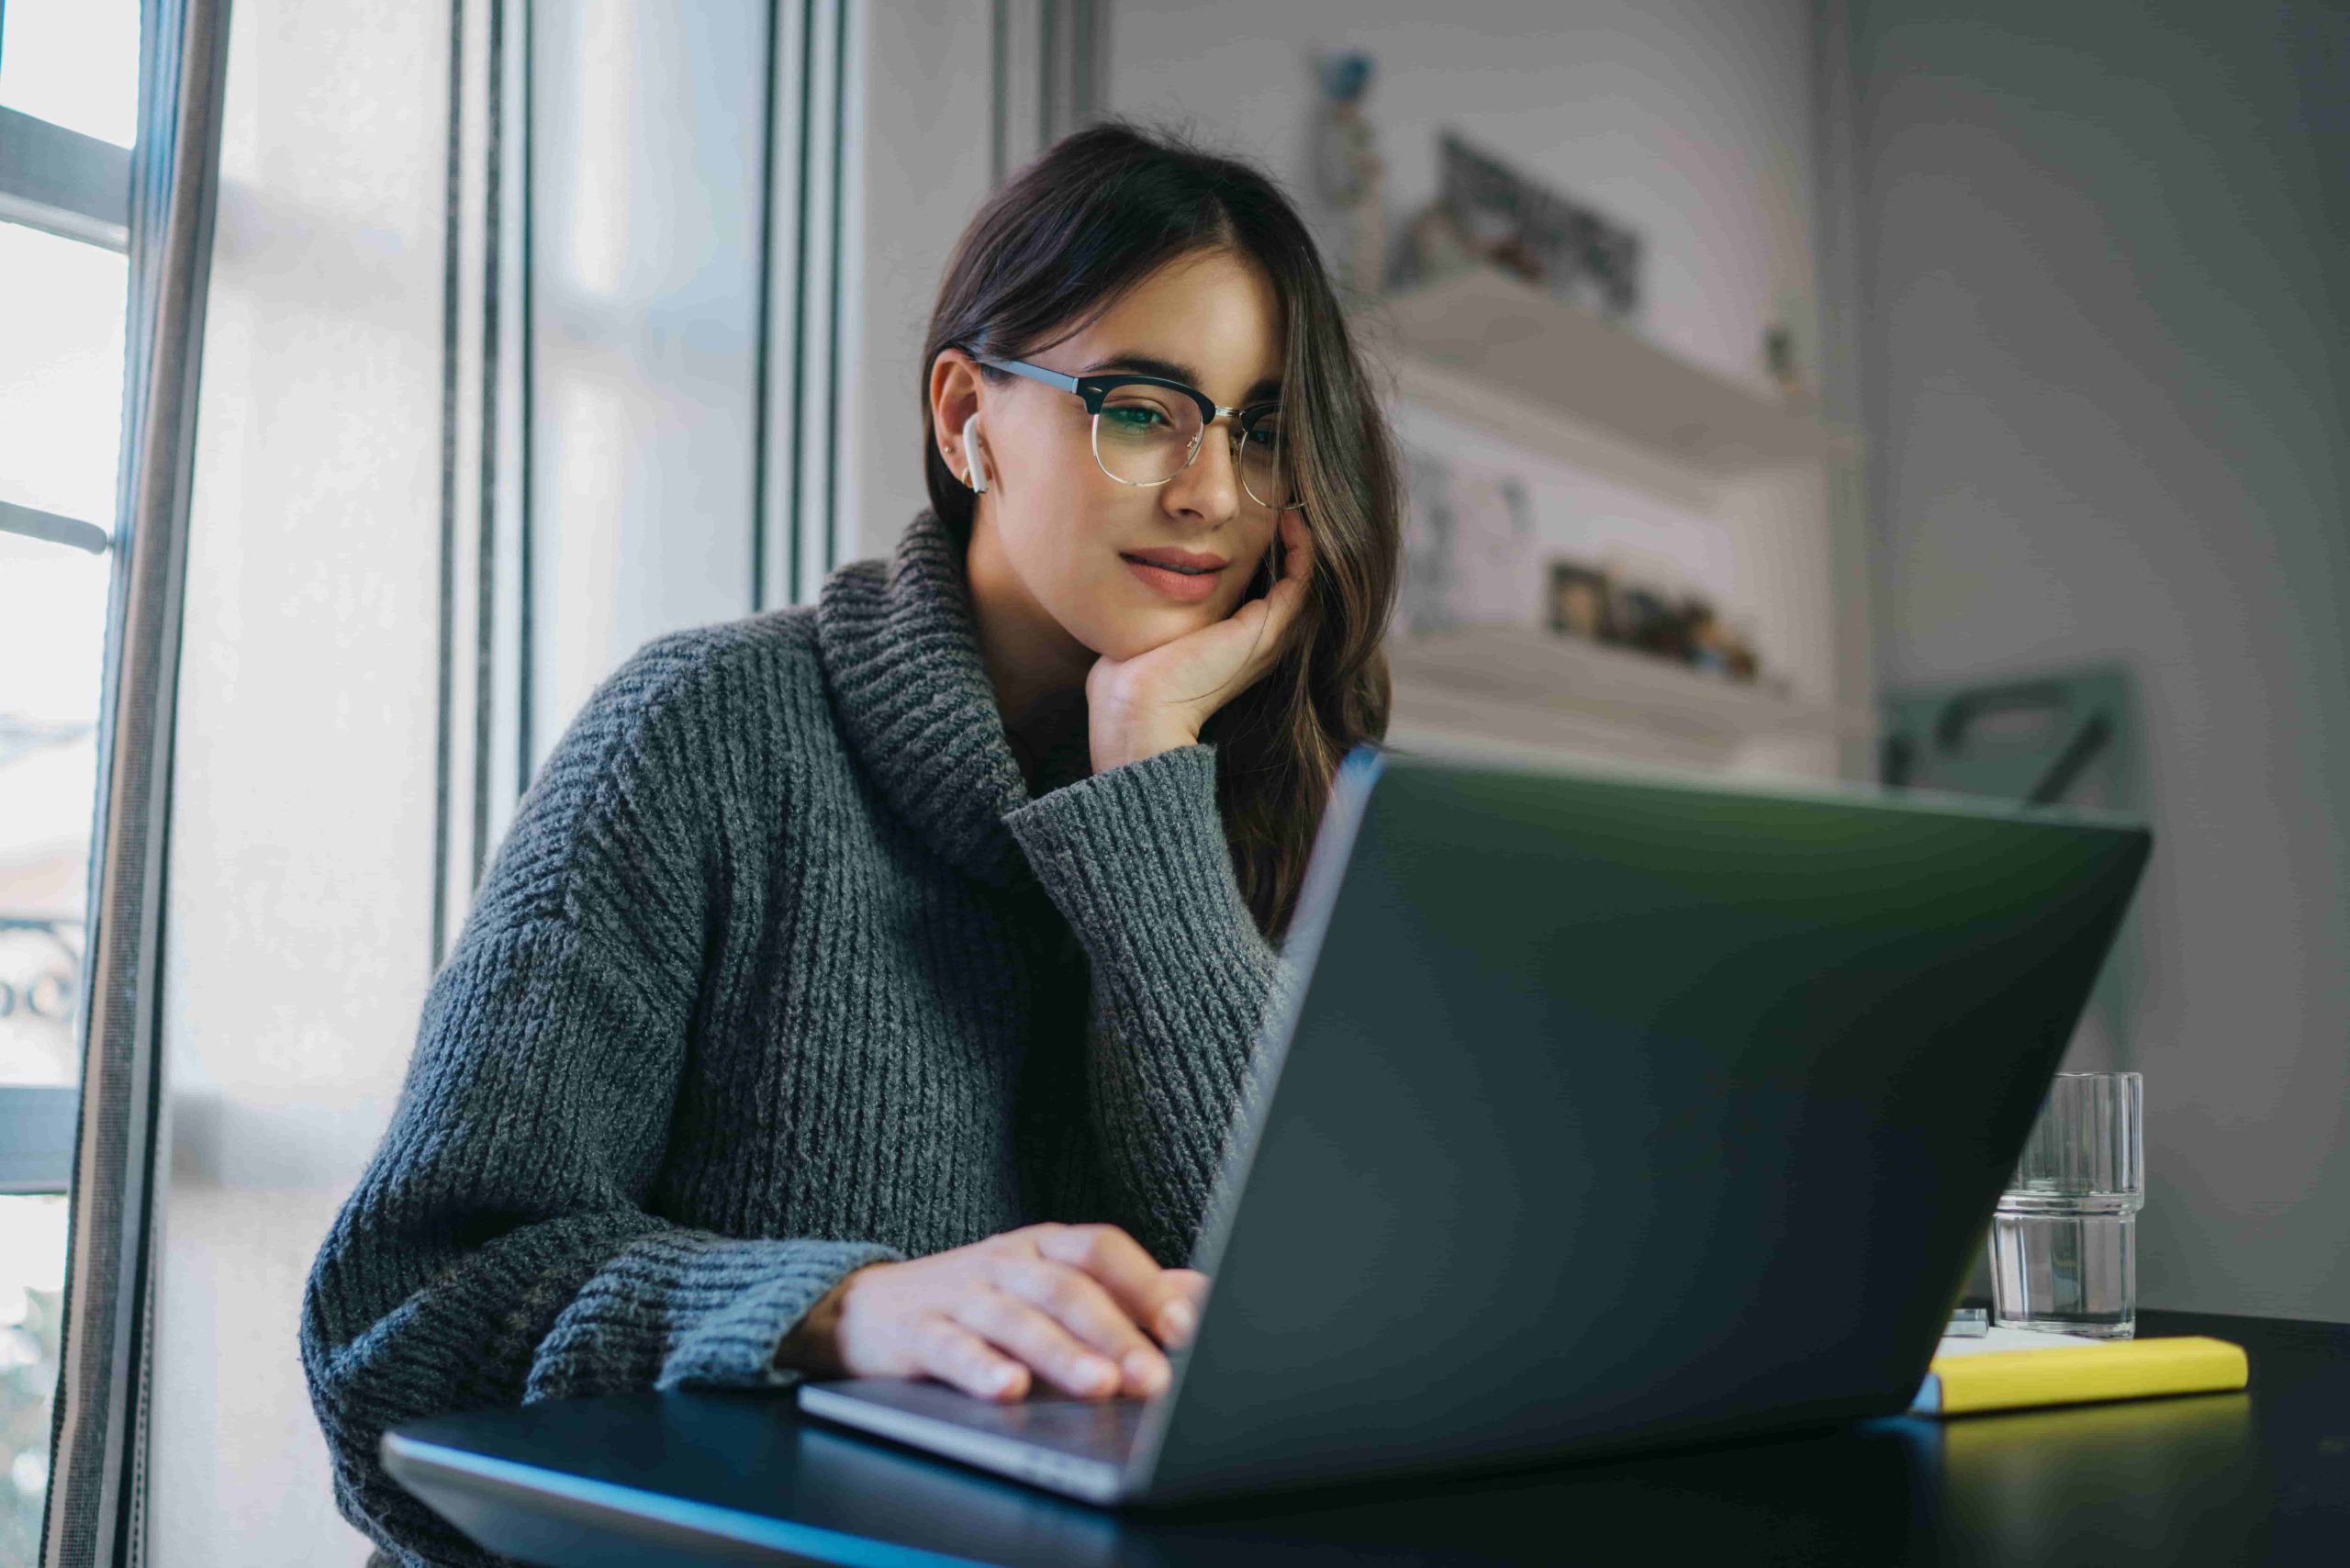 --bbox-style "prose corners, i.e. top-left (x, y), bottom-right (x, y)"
top-left (1087, 603), bottom-right (1224, 663)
